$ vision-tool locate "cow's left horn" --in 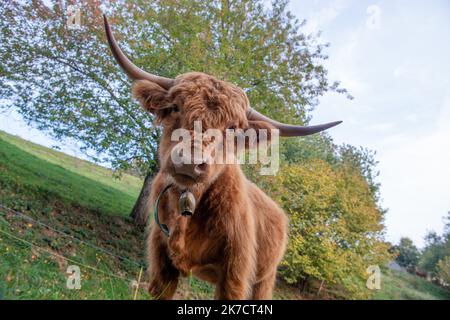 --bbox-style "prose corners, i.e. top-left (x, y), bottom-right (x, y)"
top-left (246, 107), bottom-right (342, 137)
top-left (103, 15), bottom-right (174, 90)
